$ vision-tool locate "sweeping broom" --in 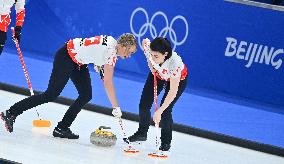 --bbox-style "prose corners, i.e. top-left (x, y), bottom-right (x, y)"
top-left (148, 72), bottom-right (168, 158)
top-left (11, 27), bottom-right (51, 127)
